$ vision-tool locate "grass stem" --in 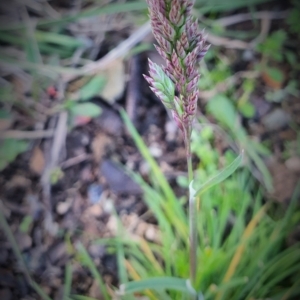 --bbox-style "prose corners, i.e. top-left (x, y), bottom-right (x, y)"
top-left (185, 131), bottom-right (197, 299)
